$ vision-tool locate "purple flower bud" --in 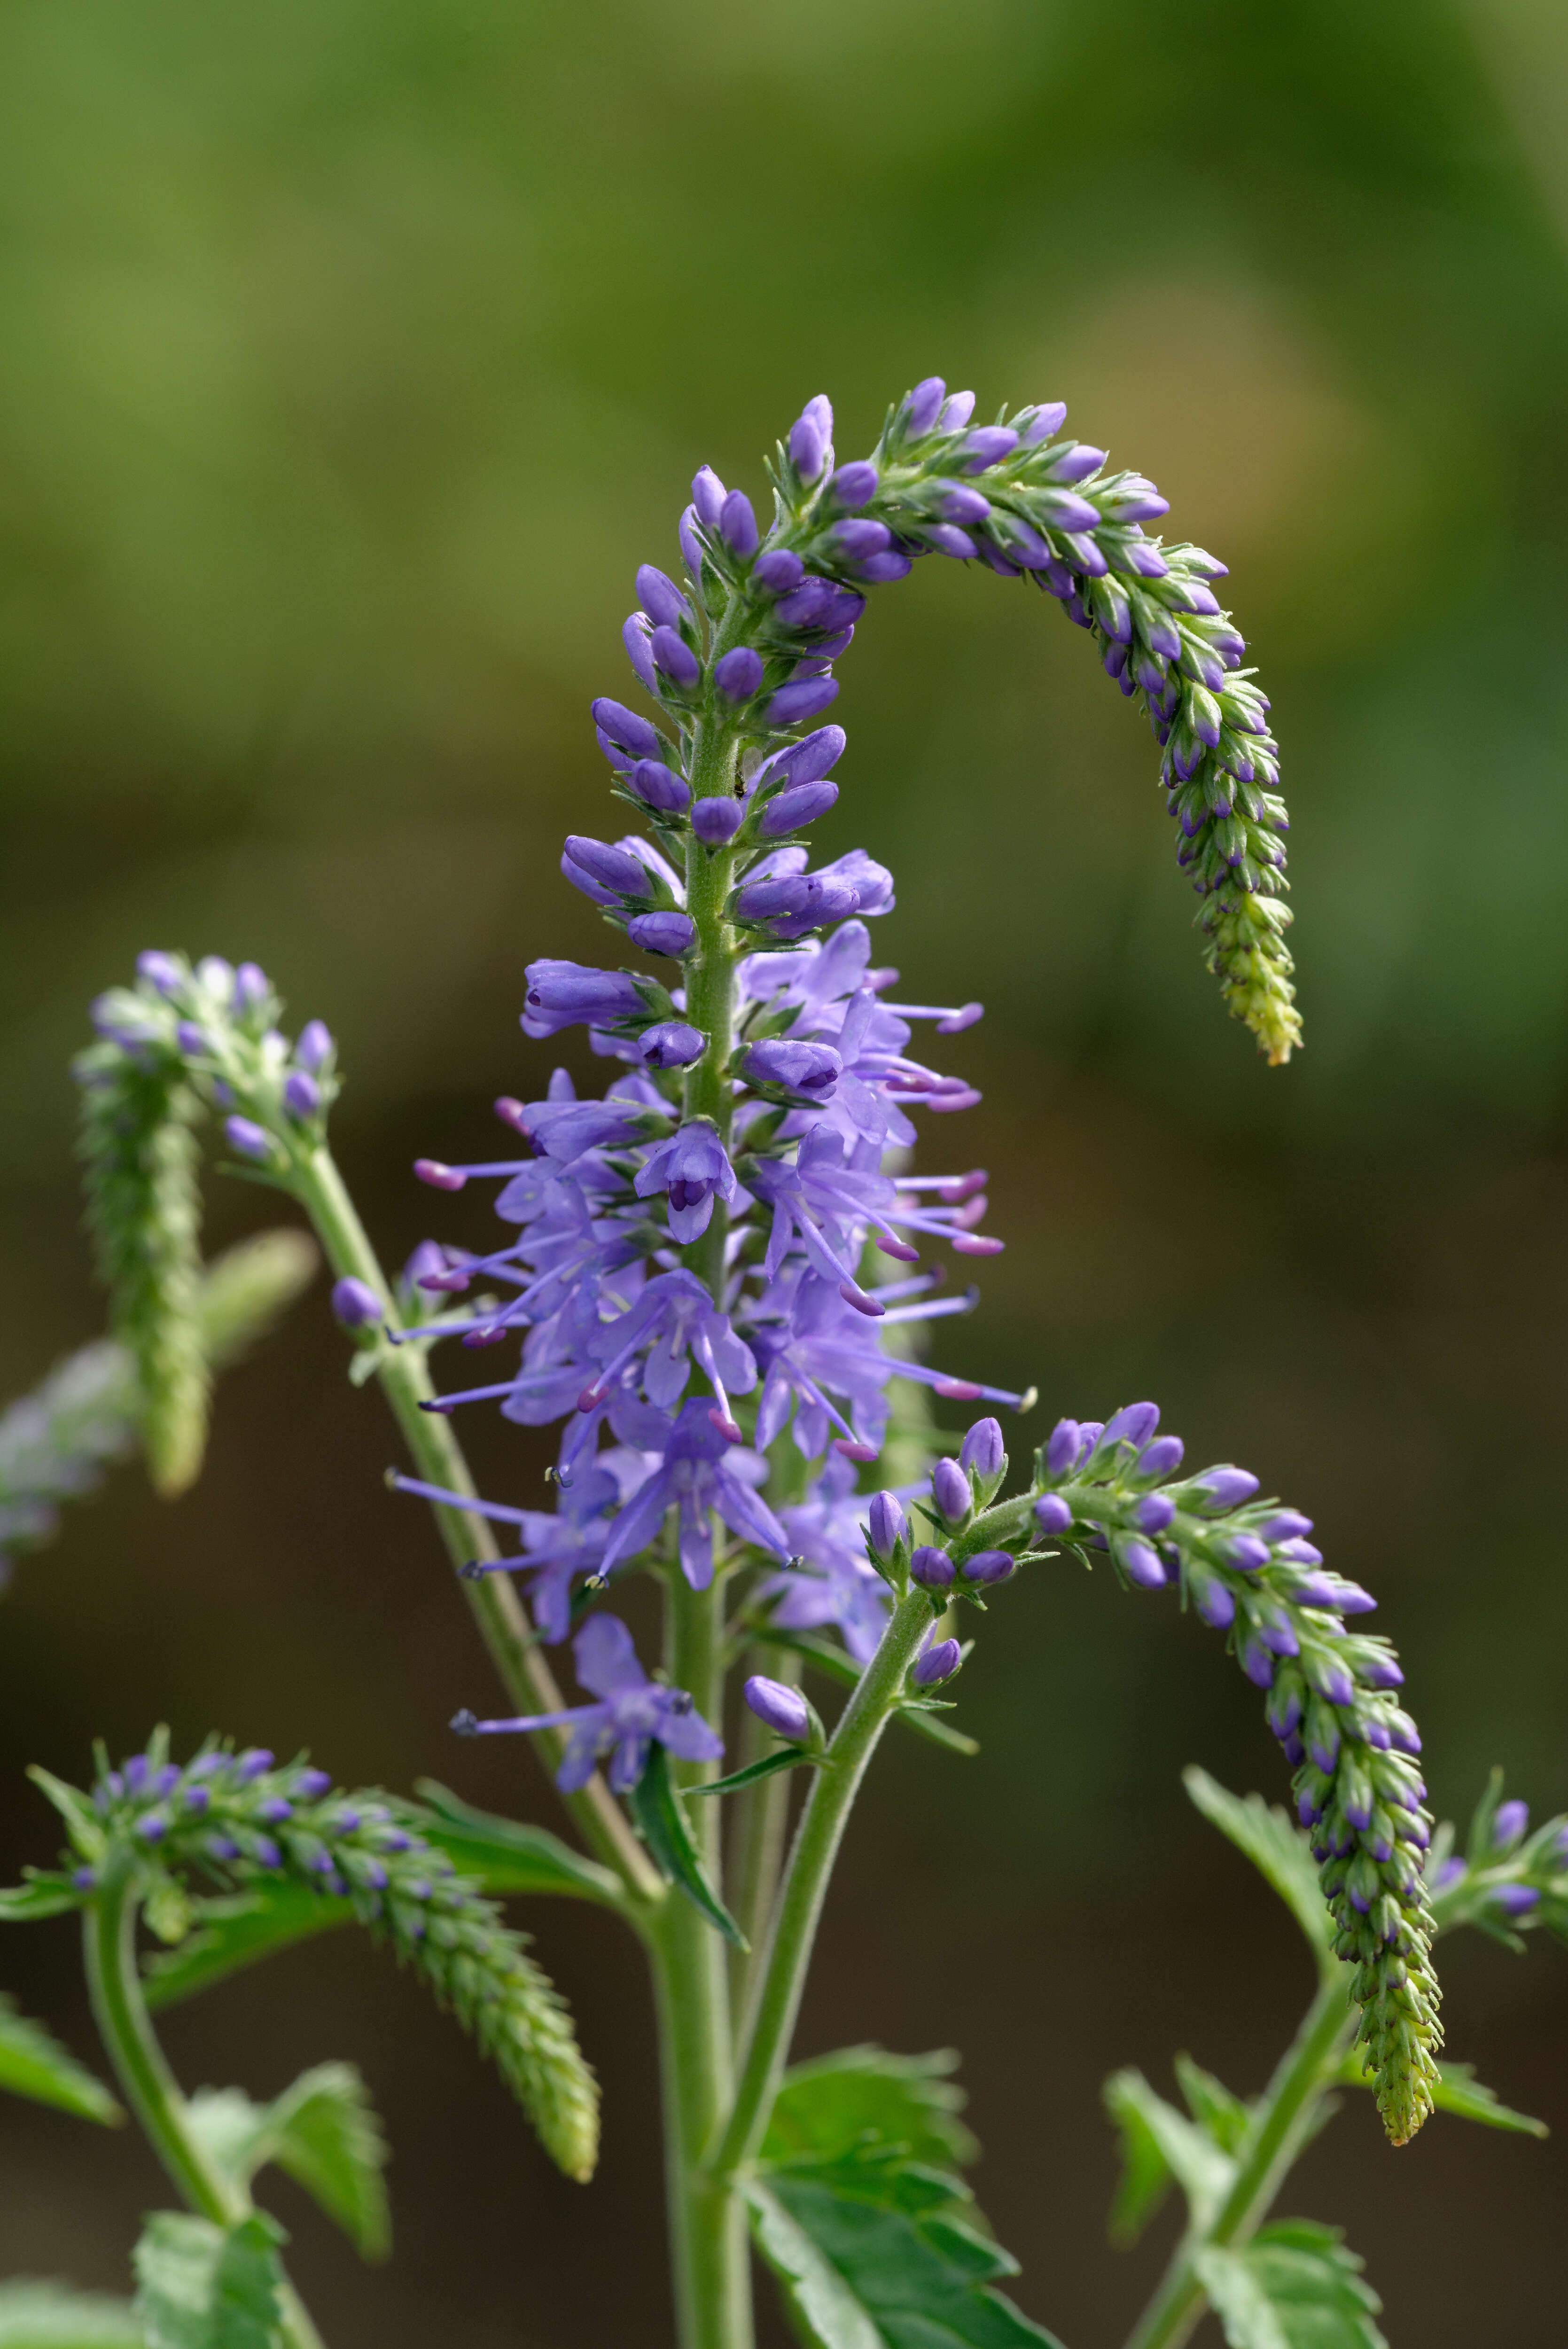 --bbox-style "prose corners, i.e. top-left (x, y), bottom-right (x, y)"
top-left (910, 1545), bottom-right (955, 1590)
top-left (744, 1675), bottom-right (811, 1740)
top-left (137, 950), bottom-right (183, 996)
top-left (626, 911), bottom-right (696, 957)
top-left (623, 614), bottom-right (657, 693)
top-left (1220, 1533), bottom-right (1271, 1573)
top-left (1034, 1493), bottom-right (1072, 1536)
top-left (1045, 443), bottom-right (1105, 484)
top-left (759, 780), bottom-right (839, 836)
top-left (1492, 1799), bottom-right (1529, 1850)
top-left (1017, 401), bottom-right (1068, 444)
top-left (764, 677), bottom-right (841, 727)
top-left (923, 523), bottom-right (976, 560)
top-left (176, 1022), bottom-right (207, 1055)
top-left (234, 962), bottom-right (271, 1012)
top-left (641, 1021), bottom-right (705, 1069)
top-left (759, 726), bottom-right (847, 792)
top-left (913, 1637), bottom-right (961, 1686)
top-left (1100, 1401), bottom-right (1160, 1451)
top-left (960, 426), bottom-right (1019, 473)
top-left (1192, 1574), bottom-right (1235, 1629)
top-left (283, 1070), bottom-right (320, 1119)
top-left (831, 518), bottom-right (891, 559)
top-left (295, 1019), bottom-right (333, 1074)
top-left (789, 412), bottom-right (829, 482)
top-left (719, 489), bottom-right (759, 557)
top-left (1137, 1435), bottom-right (1185, 1478)
top-left (236, 1748), bottom-right (274, 1781)
top-left (857, 550), bottom-right (912, 583)
top-left (1495, 1883), bottom-right (1540, 1917)
top-left (715, 647), bottom-right (764, 702)
top-left (755, 548), bottom-right (805, 593)
top-left (960, 1416), bottom-right (1004, 1478)
top-left (829, 460), bottom-right (878, 508)
top-left (1045, 1419), bottom-right (1080, 1476)
top-left (692, 466), bottom-right (726, 527)
top-left (626, 758), bottom-right (692, 814)
top-left (565, 835), bottom-right (648, 899)
top-left (938, 485), bottom-right (991, 525)
top-left (691, 797), bottom-right (744, 844)
top-left (933, 1457), bottom-right (970, 1522)
top-left (225, 1116), bottom-right (272, 1163)
top-left (1133, 1491), bottom-right (1175, 1533)
top-left (591, 697), bottom-right (665, 761)
top-left (1193, 1467), bottom-right (1261, 1512)
top-left (906, 377), bottom-right (946, 435)
top-left (734, 874), bottom-right (811, 921)
top-left (961, 1549), bottom-right (1014, 1585)
top-left (636, 564), bottom-right (688, 626)
top-left (296, 1767), bottom-right (331, 1797)
top-left (1121, 1538), bottom-right (1168, 1588)
top-left (651, 624), bottom-right (701, 689)
top-left (331, 1277), bottom-right (382, 1329)
top-left (741, 1039), bottom-right (842, 1095)
top-left (1260, 1509), bottom-right (1314, 1541)
top-left (939, 391), bottom-right (976, 430)
top-left (867, 1490), bottom-right (908, 1560)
